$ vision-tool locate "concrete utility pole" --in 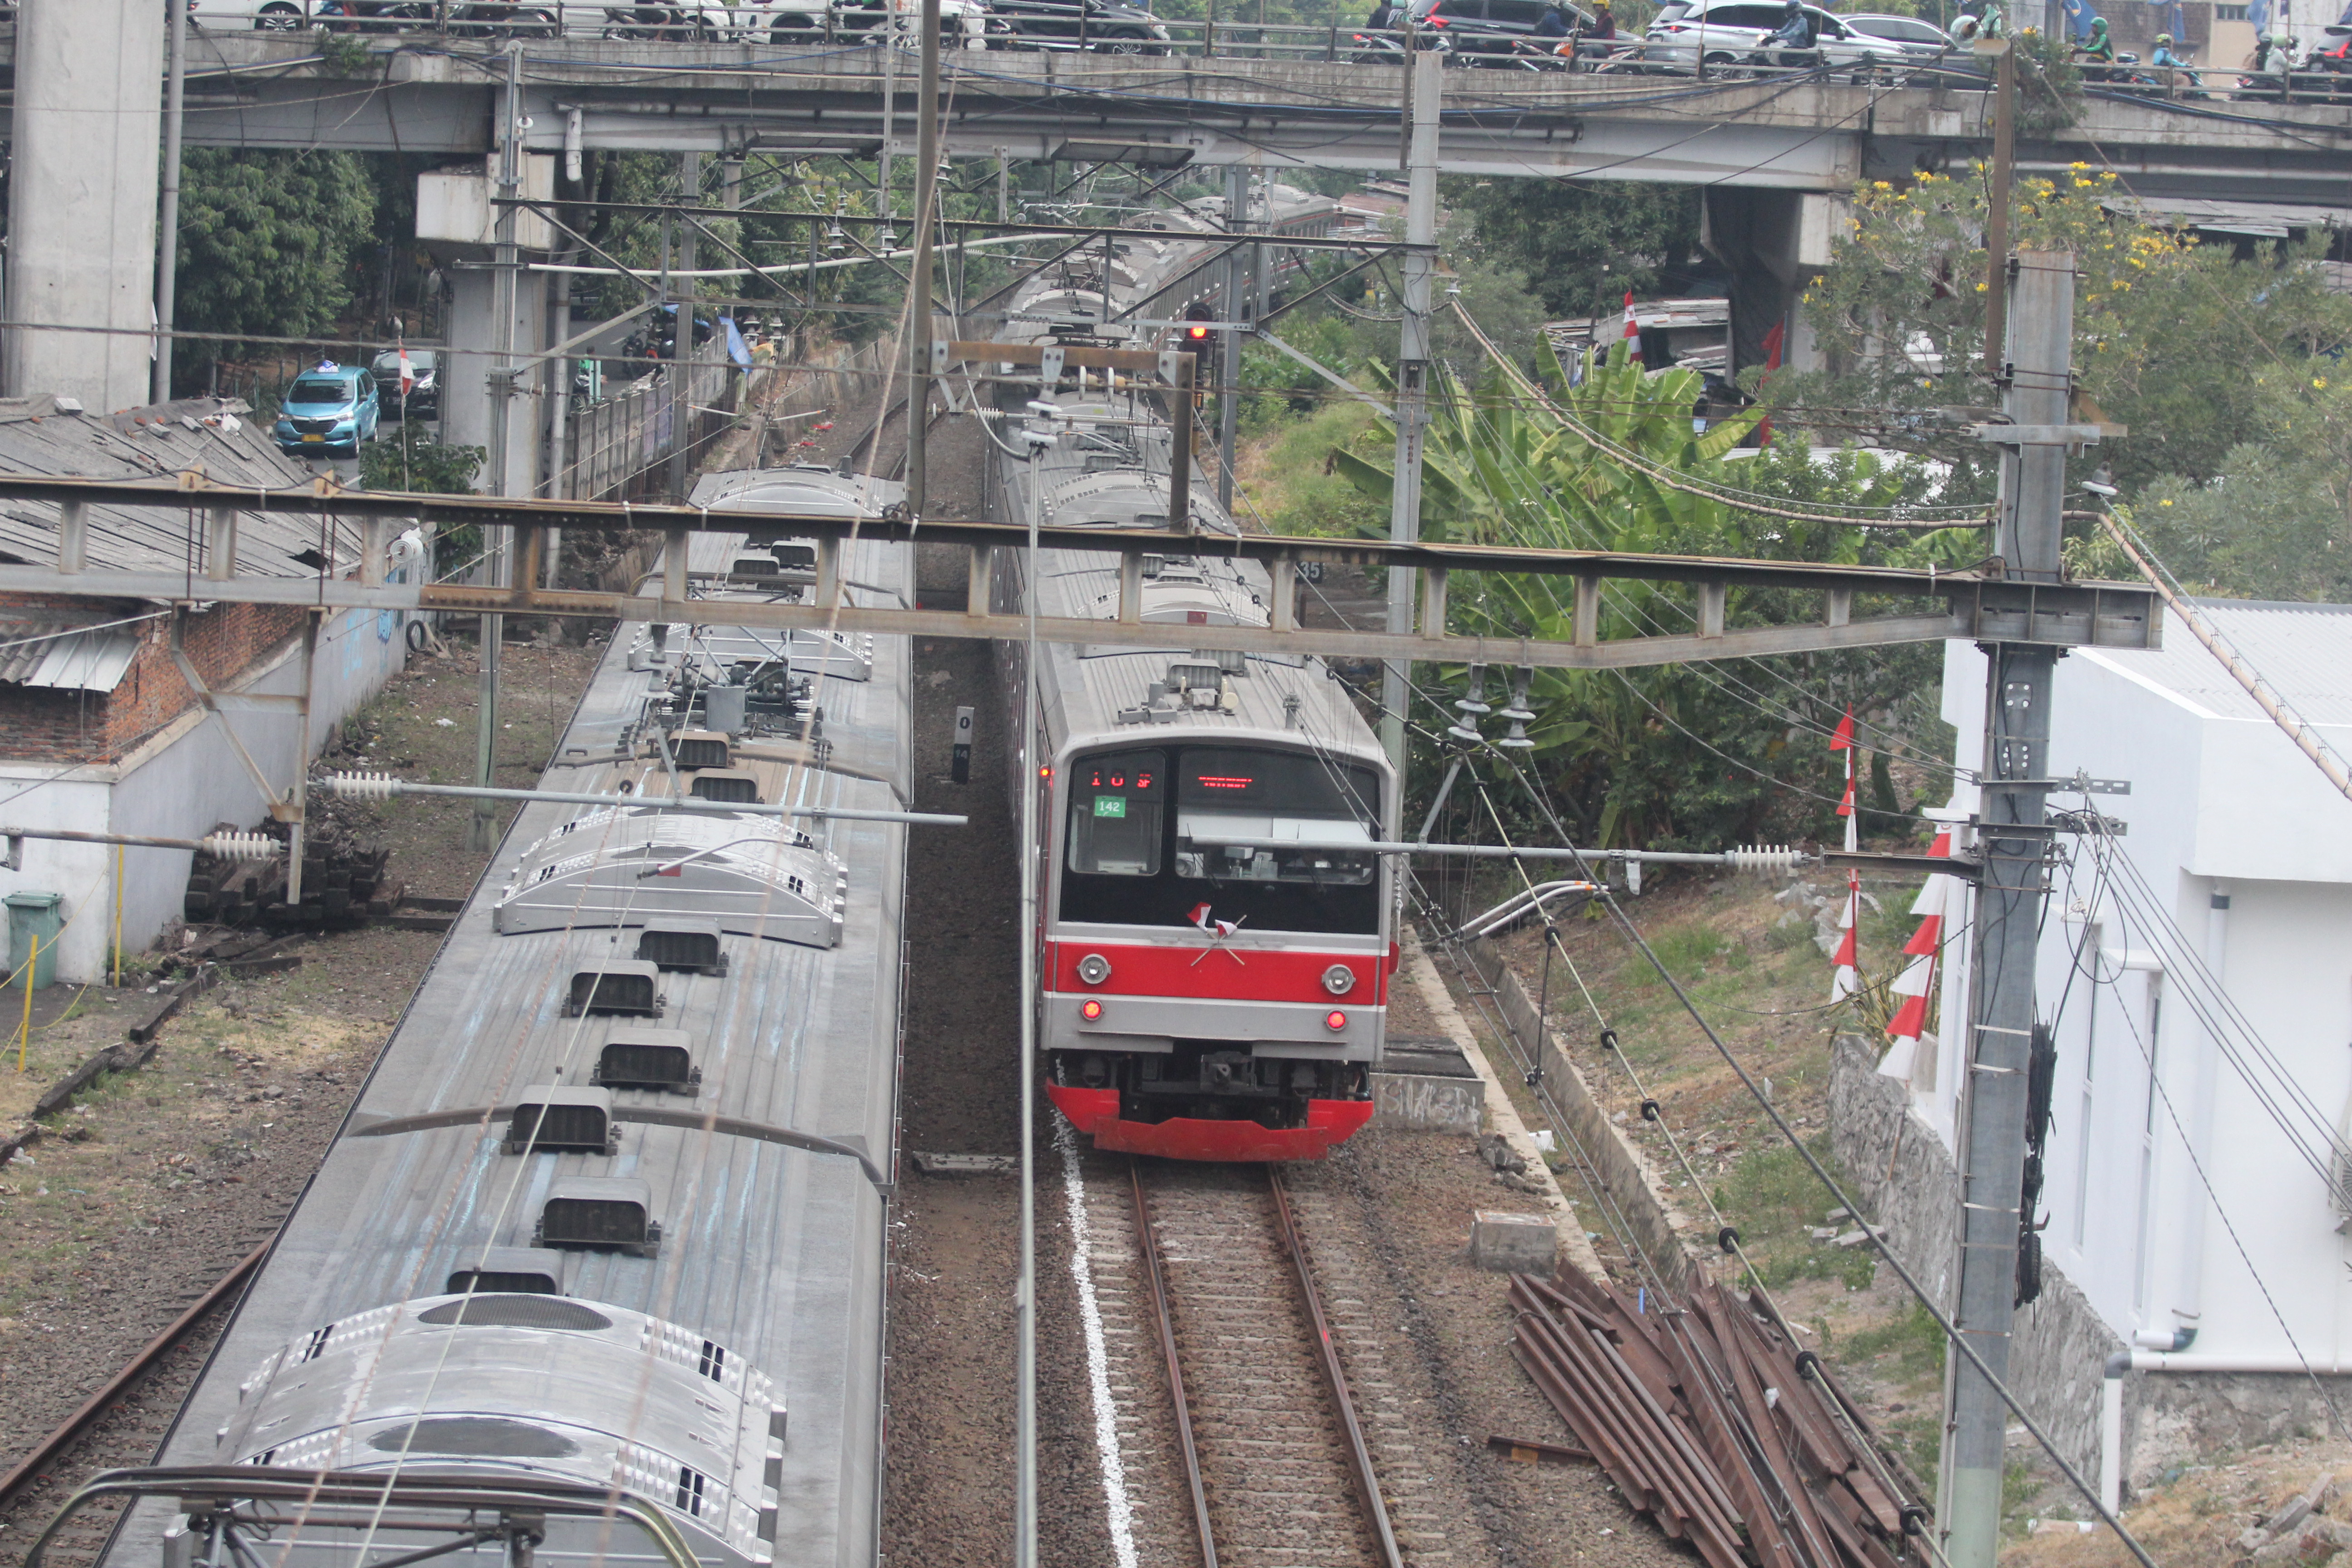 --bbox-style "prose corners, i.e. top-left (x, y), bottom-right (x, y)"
top-left (907, 0), bottom-right (943, 514)
top-left (1943, 249), bottom-right (2074, 1568)
top-left (667, 151), bottom-right (703, 501)
top-left (470, 45), bottom-right (525, 854)
top-left (152, 0), bottom-right (189, 406)
top-left (1378, 47), bottom-right (1440, 834)
top-left (1217, 164), bottom-right (1250, 512)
